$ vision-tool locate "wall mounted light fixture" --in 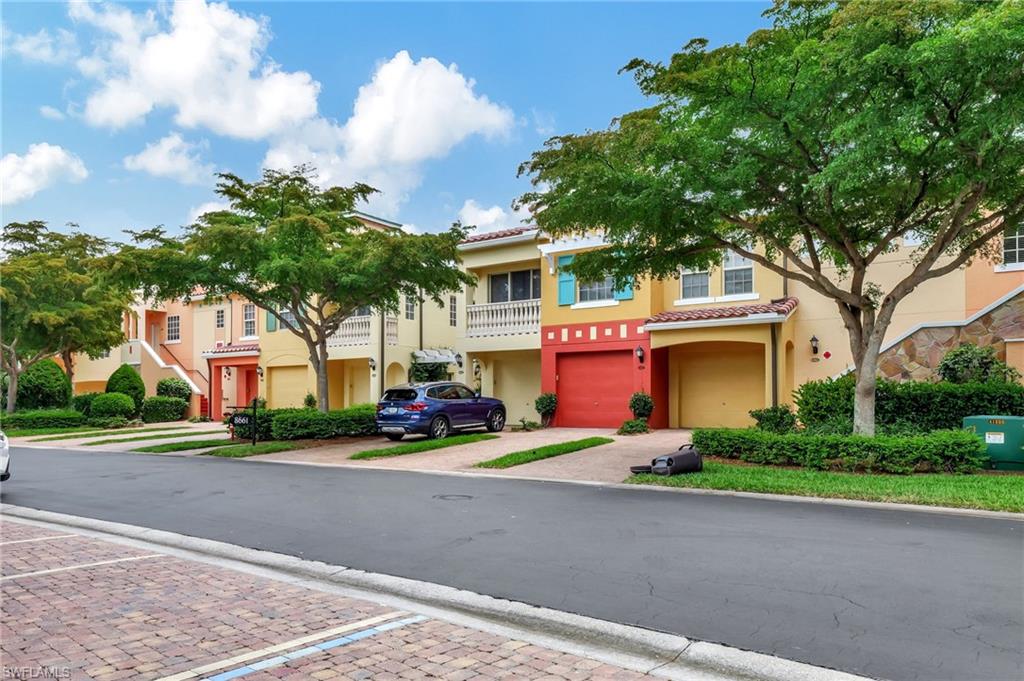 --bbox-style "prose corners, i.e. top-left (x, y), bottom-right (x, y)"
top-left (255, 366), bottom-right (264, 378)
top-left (635, 346), bottom-right (646, 364)
top-left (368, 358), bottom-right (377, 372)
top-left (472, 358), bottom-right (481, 377)
top-left (810, 335), bottom-right (820, 355)
top-left (455, 352), bottom-right (464, 368)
